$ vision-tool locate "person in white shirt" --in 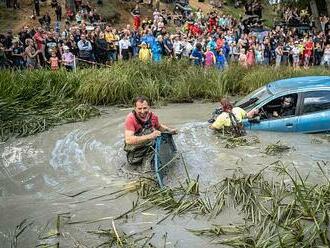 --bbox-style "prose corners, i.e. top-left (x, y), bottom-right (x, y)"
top-left (77, 34), bottom-right (93, 61)
top-left (173, 35), bottom-right (183, 59)
top-left (119, 35), bottom-right (131, 60)
top-left (321, 44), bottom-right (330, 66)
